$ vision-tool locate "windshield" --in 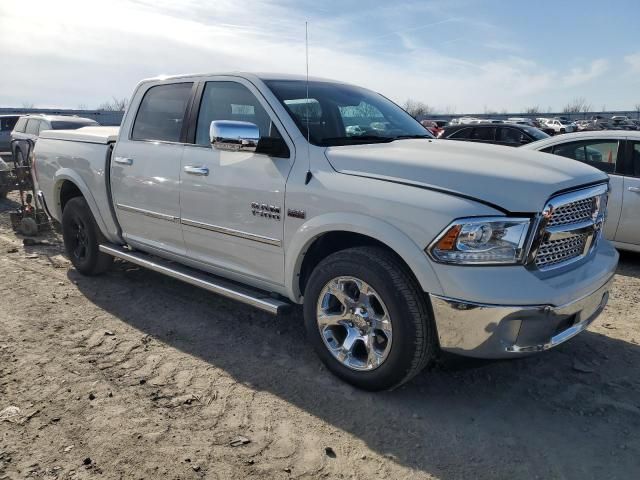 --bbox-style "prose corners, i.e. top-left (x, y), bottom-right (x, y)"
top-left (521, 126), bottom-right (549, 140)
top-left (265, 80), bottom-right (433, 146)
